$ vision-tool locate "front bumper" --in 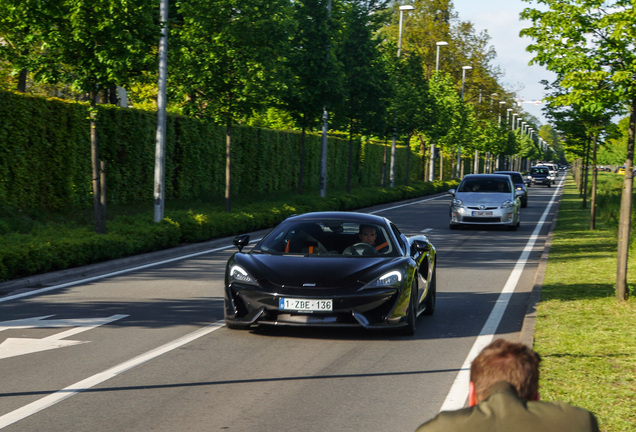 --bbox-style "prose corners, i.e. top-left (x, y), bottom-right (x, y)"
top-left (224, 283), bottom-right (409, 329)
top-left (450, 206), bottom-right (517, 226)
